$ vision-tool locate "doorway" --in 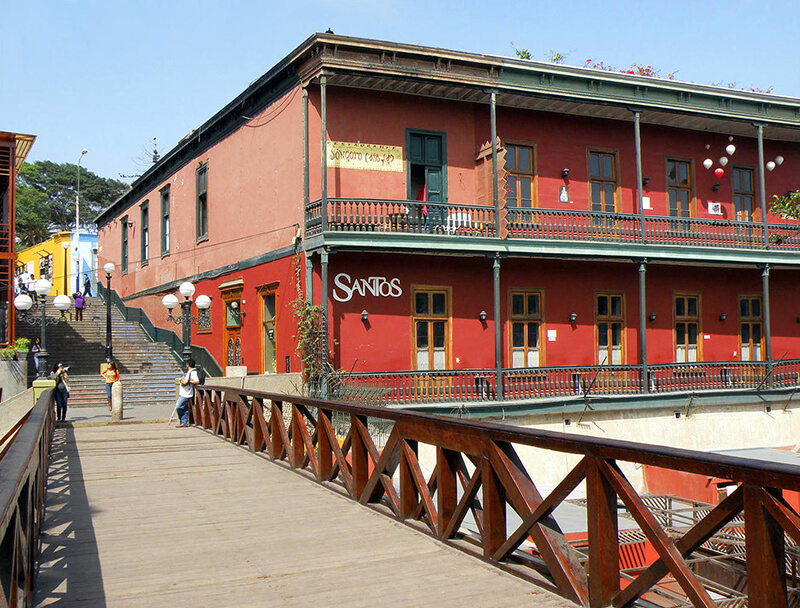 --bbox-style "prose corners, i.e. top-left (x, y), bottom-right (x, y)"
top-left (260, 288), bottom-right (277, 373)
